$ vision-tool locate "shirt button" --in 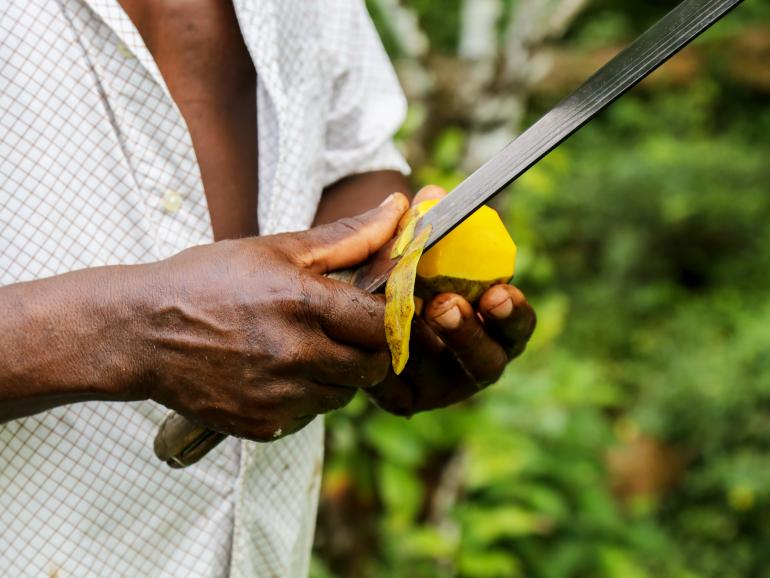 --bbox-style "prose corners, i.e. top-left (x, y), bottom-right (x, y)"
top-left (162, 189), bottom-right (183, 214)
top-left (116, 41), bottom-right (135, 59)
